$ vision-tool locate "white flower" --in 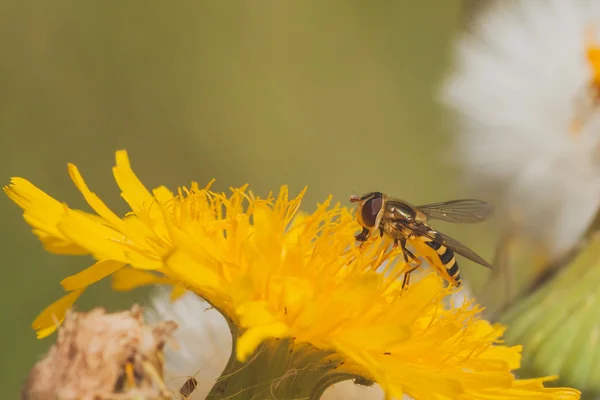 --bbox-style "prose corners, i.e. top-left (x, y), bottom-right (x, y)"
top-left (144, 288), bottom-right (231, 400)
top-left (144, 288), bottom-right (387, 400)
top-left (441, 0), bottom-right (600, 259)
